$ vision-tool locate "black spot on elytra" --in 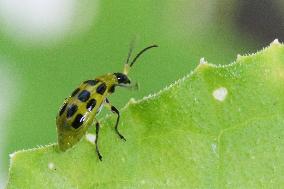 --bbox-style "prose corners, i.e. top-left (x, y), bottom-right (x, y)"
top-left (96, 83), bottom-right (107, 95)
top-left (72, 114), bottom-right (85, 129)
top-left (86, 99), bottom-right (96, 111)
top-left (71, 88), bottom-right (80, 97)
top-left (59, 103), bottom-right (67, 116)
top-left (84, 79), bottom-right (99, 86)
top-left (67, 104), bottom-right (78, 118)
top-left (78, 90), bottom-right (90, 102)
top-left (108, 85), bottom-right (115, 93)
